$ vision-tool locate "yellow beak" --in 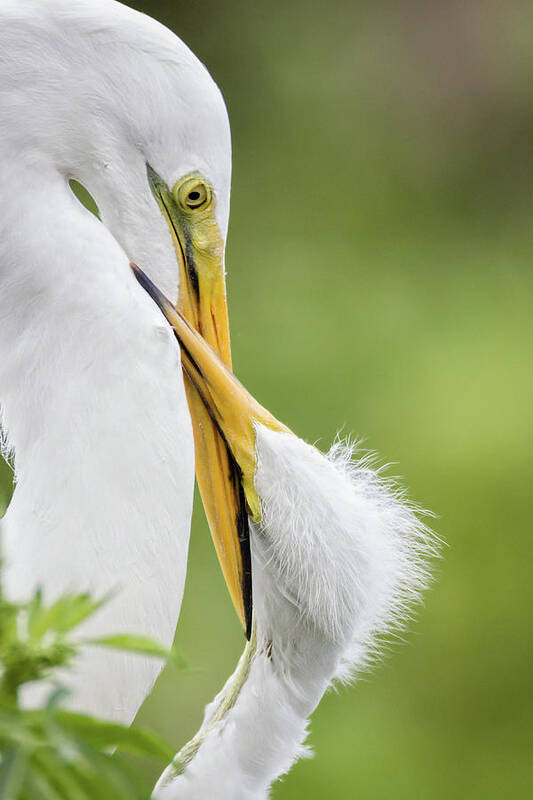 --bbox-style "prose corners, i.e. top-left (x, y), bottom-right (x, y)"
top-left (145, 168), bottom-right (255, 636)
